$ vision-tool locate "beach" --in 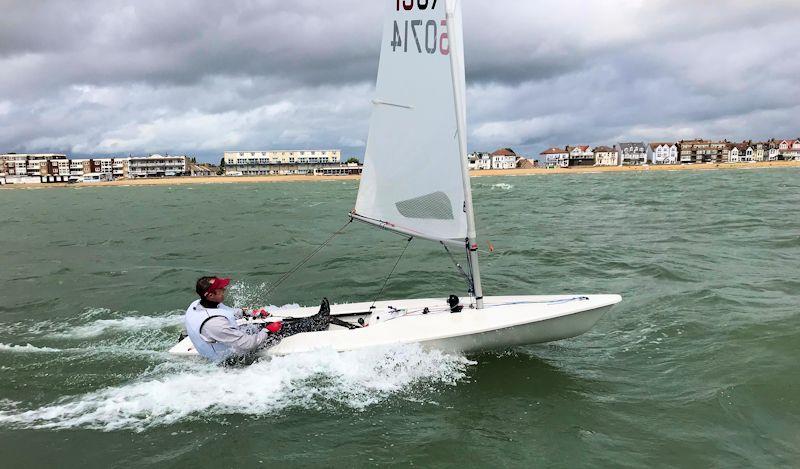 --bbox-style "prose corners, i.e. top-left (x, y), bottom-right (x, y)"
top-left (3, 160), bottom-right (799, 189)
